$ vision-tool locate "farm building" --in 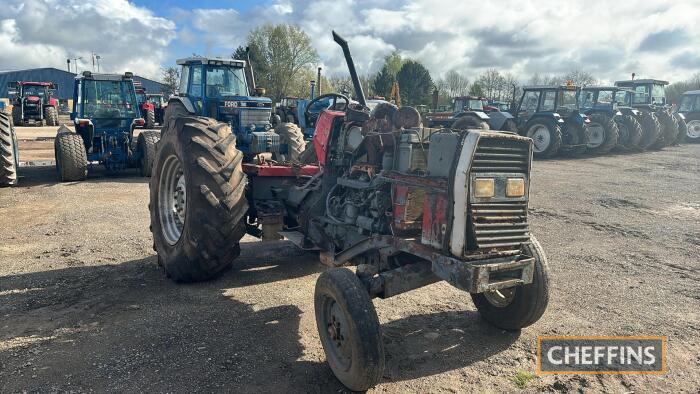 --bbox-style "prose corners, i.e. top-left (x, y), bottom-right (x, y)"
top-left (0, 68), bottom-right (167, 100)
